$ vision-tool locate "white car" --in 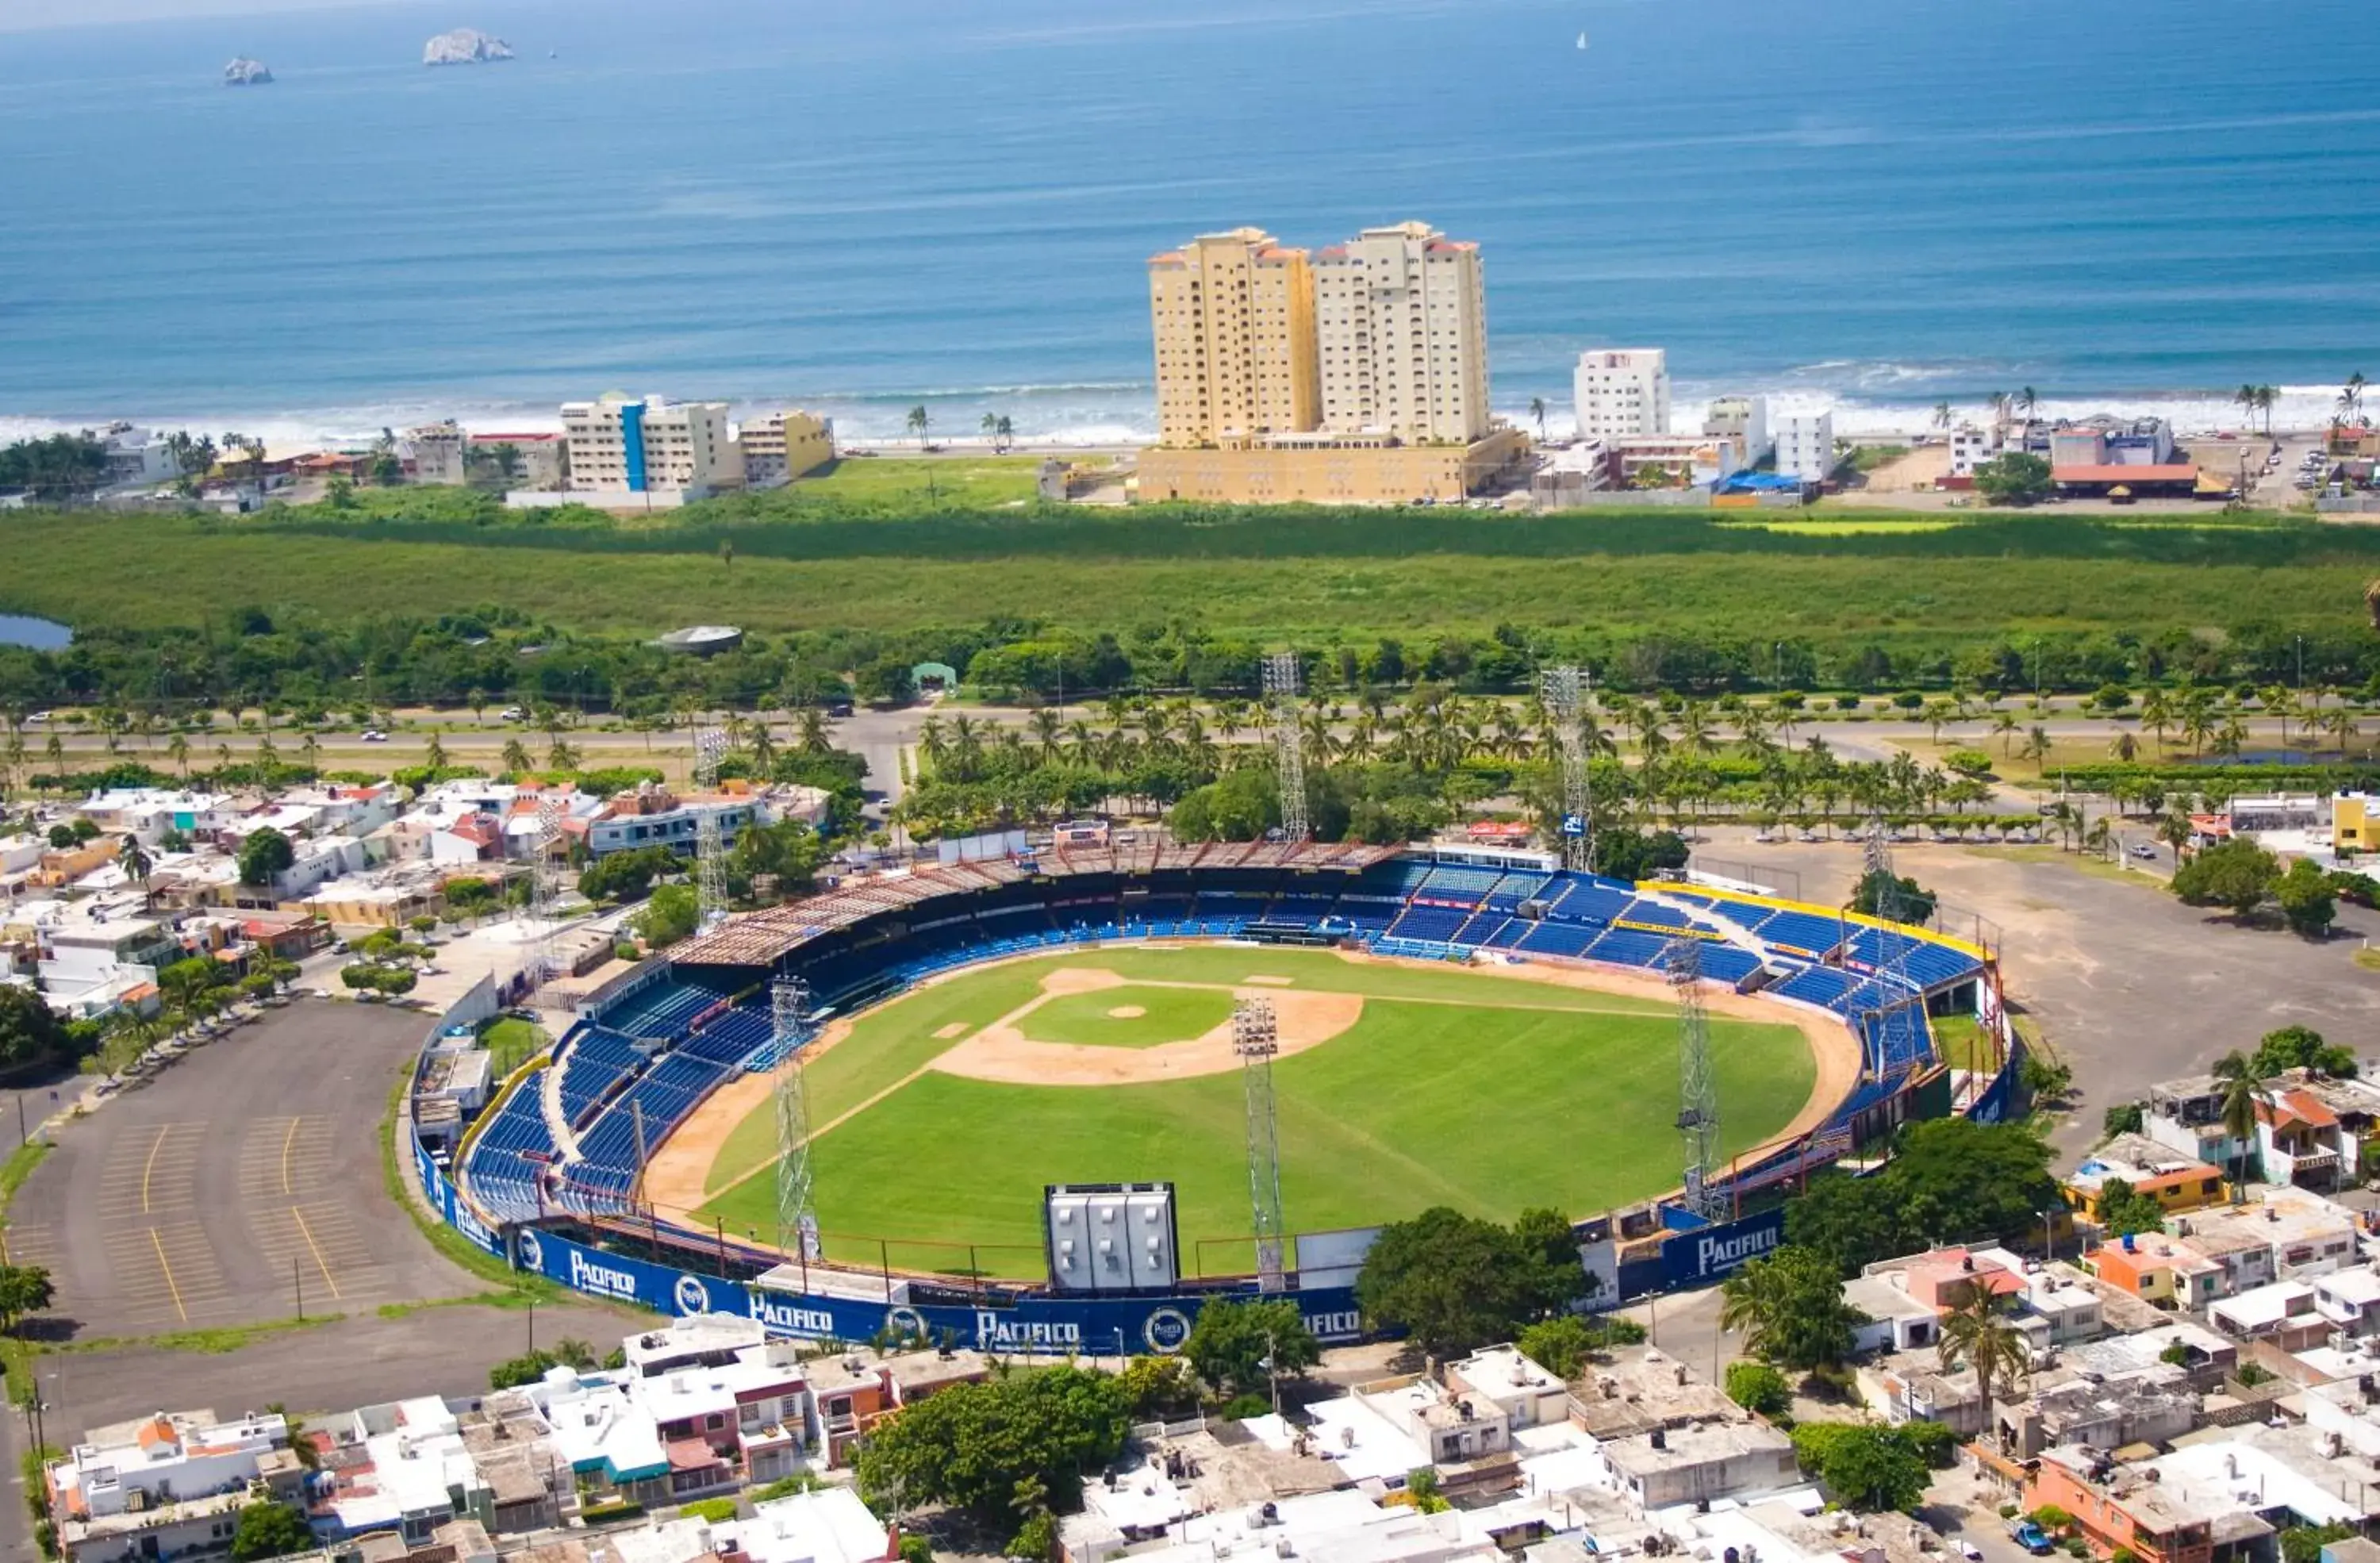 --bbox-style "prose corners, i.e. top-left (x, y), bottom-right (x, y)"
top-left (360, 729), bottom-right (390, 743)
top-left (2130, 843), bottom-right (2158, 859)
top-left (23, 710), bottom-right (49, 724)
top-left (498, 706), bottom-right (524, 721)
